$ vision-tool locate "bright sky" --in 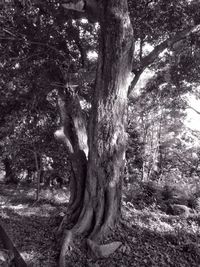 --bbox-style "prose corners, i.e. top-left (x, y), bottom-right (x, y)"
top-left (87, 40), bottom-right (200, 133)
top-left (134, 70), bottom-right (200, 132)
top-left (87, 50), bottom-right (98, 60)
top-left (186, 95), bottom-right (200, 131)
